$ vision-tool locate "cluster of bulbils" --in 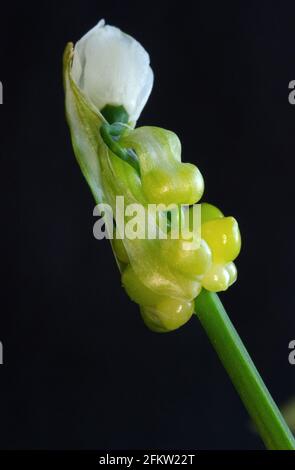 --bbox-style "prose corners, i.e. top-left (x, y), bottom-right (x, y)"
top-left (110, 126), bottom-right (241, 332)
top-left (64, 19), bottom-right (241, 333)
